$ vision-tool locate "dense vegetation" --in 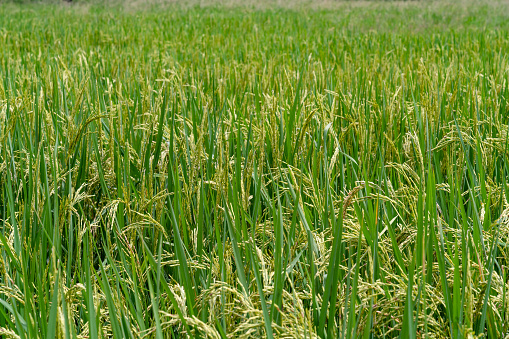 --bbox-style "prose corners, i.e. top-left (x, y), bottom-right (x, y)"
top-left (1, 1), bottom-right (509, 337)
